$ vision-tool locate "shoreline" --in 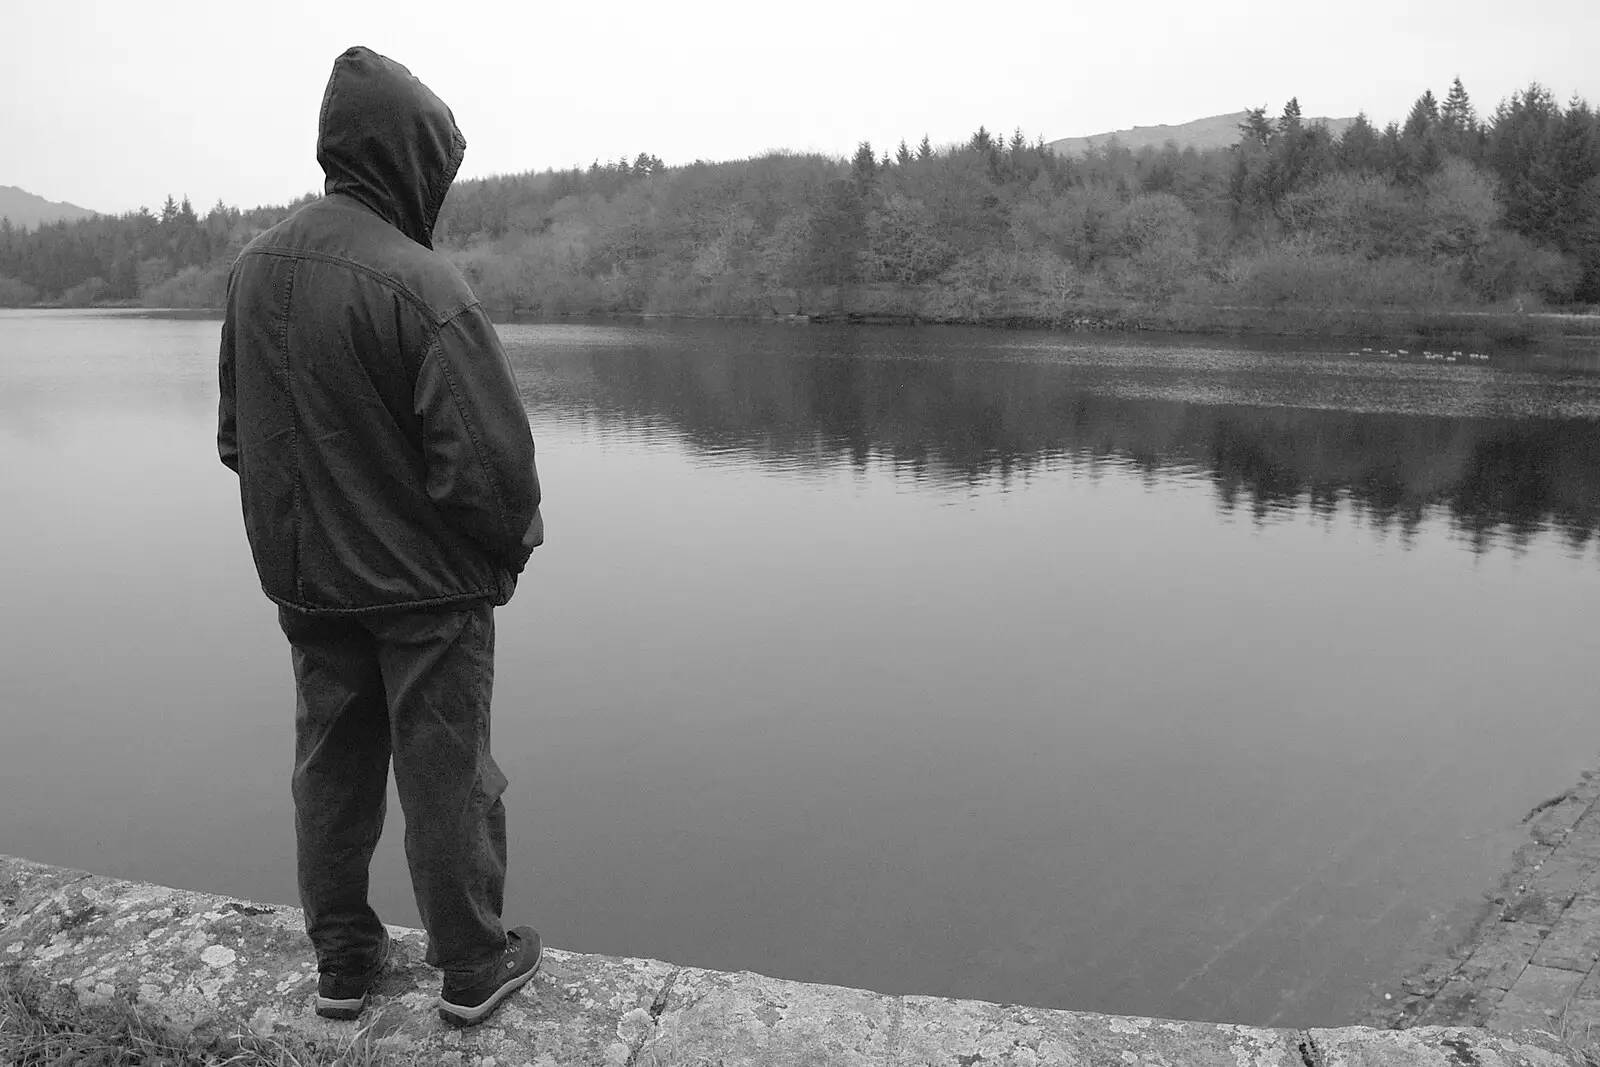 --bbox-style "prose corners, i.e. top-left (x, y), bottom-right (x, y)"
top-left (801, 303), bottom-right (1600, 348)
top-left (12, 302), bottom-right (1600, 352)
top-left (1364, 759), bottom-right (1600, 1036)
